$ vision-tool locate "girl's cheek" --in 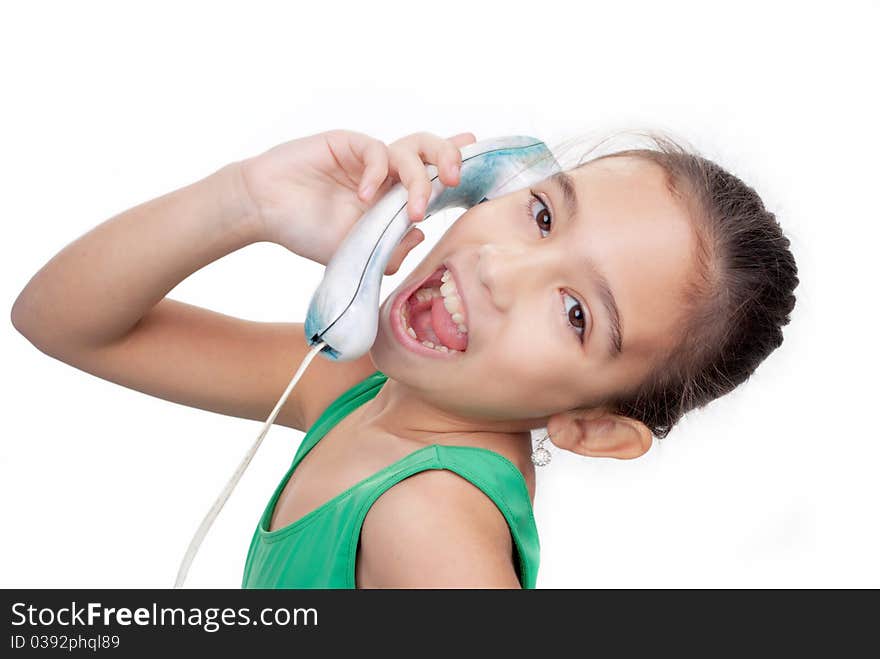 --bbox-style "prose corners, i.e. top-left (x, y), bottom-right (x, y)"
top-left (451, 204), bottom-right (495, 236)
